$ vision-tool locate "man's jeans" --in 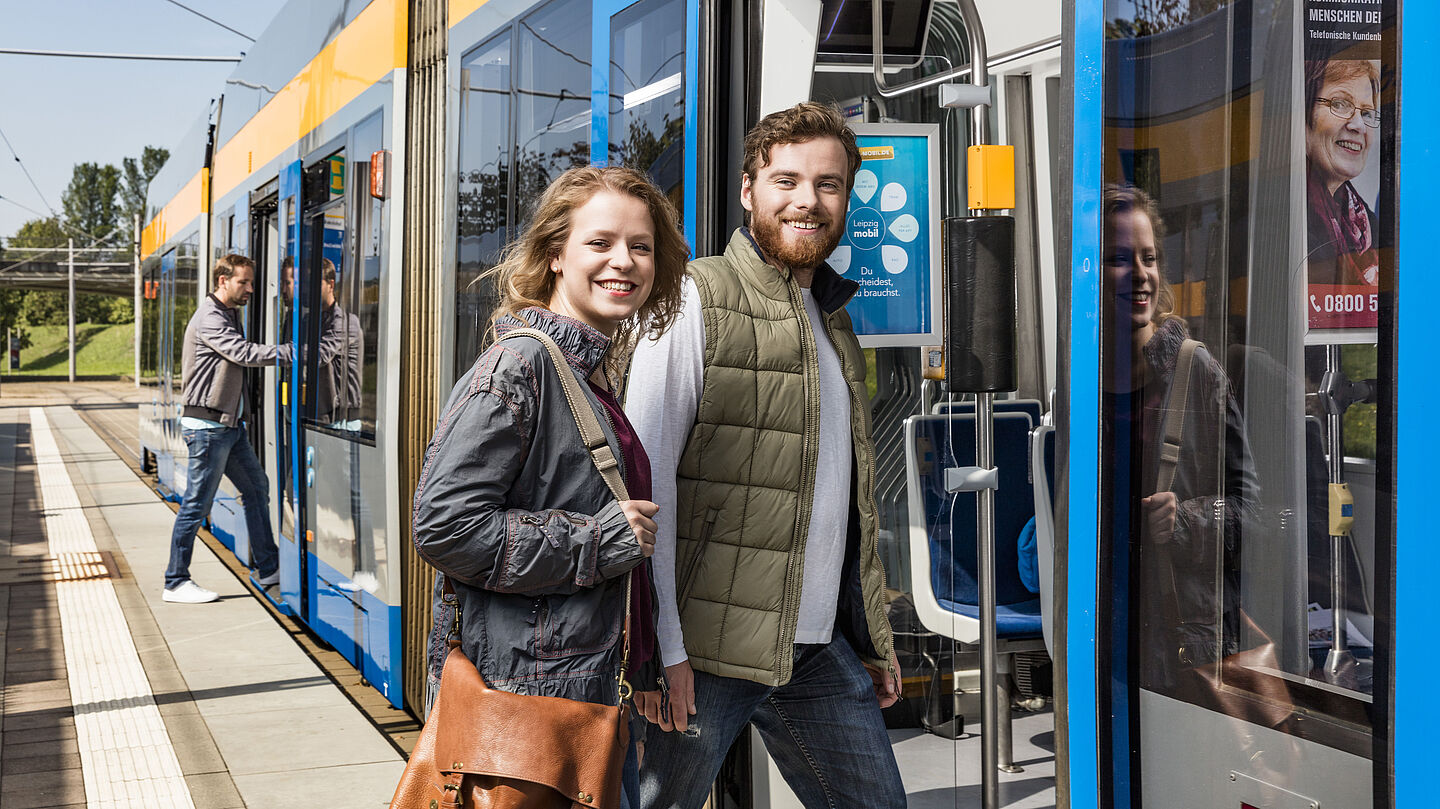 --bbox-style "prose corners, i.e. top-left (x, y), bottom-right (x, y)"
top-left (165, 426), bottom-right (279, 590)
top-left (638, 635), bottom-right (905, 809)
